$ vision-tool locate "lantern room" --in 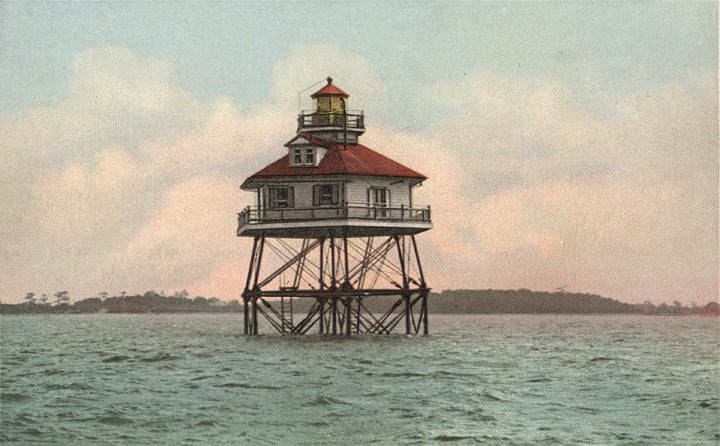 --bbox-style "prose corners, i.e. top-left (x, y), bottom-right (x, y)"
top-left (297, 77), bottom-right (365, 144)
top-left (312, 76), bottom-right (348, 114)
